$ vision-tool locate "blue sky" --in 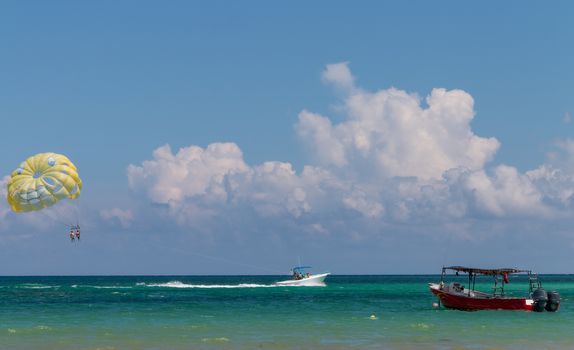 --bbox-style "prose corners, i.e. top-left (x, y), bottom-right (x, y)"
top-left (1, 1), bottom-right (574, 275)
